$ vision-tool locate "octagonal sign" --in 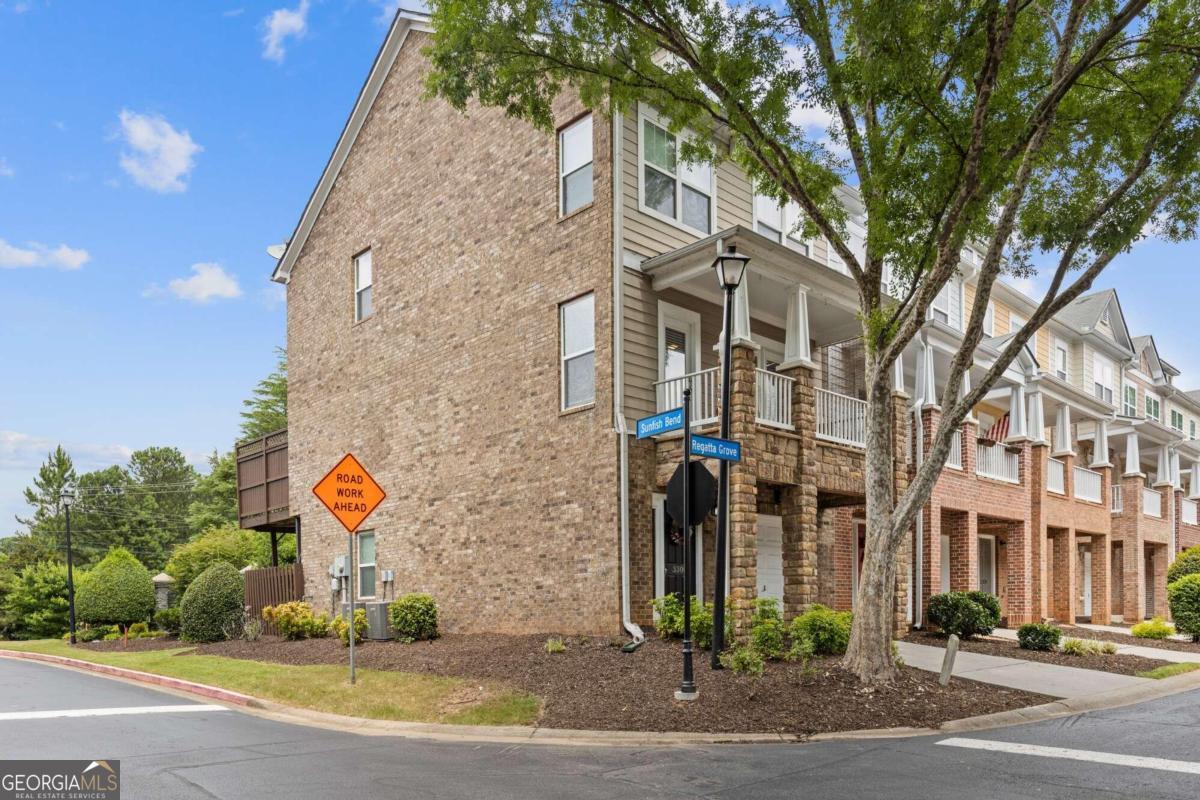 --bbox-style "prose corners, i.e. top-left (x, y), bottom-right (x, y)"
top-left (312, 453), bottom-right (386, 534)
